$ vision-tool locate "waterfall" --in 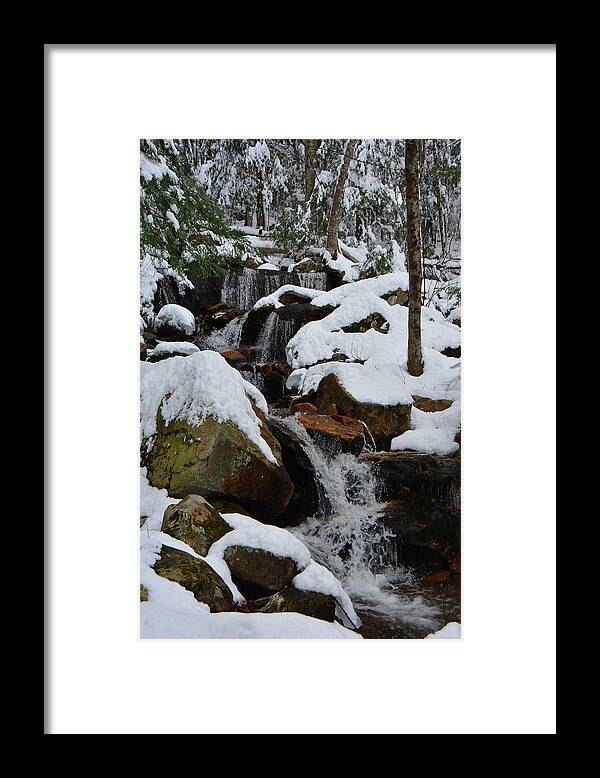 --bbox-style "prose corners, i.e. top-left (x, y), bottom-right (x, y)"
top-left (297, 272), bottom-right (327, 291)
top-left (198, 313), bottom-right (248, 352)
top-left (280, 416), bottom-right (442, 632)
top-left (221, 268), bottom-right (328, 309)
top-left (256, 312), bottom-right (299, 363)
